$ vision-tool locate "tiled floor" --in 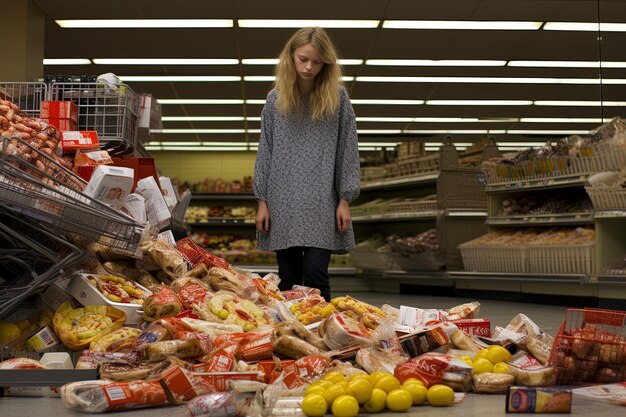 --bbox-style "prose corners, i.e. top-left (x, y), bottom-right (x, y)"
top-left (1, 293), bottom-right (623, 416)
